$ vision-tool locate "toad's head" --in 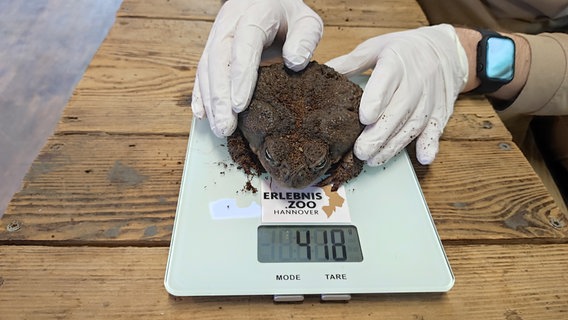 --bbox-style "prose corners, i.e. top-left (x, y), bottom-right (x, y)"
top-left (254, 134), bottom-right (333, 189)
